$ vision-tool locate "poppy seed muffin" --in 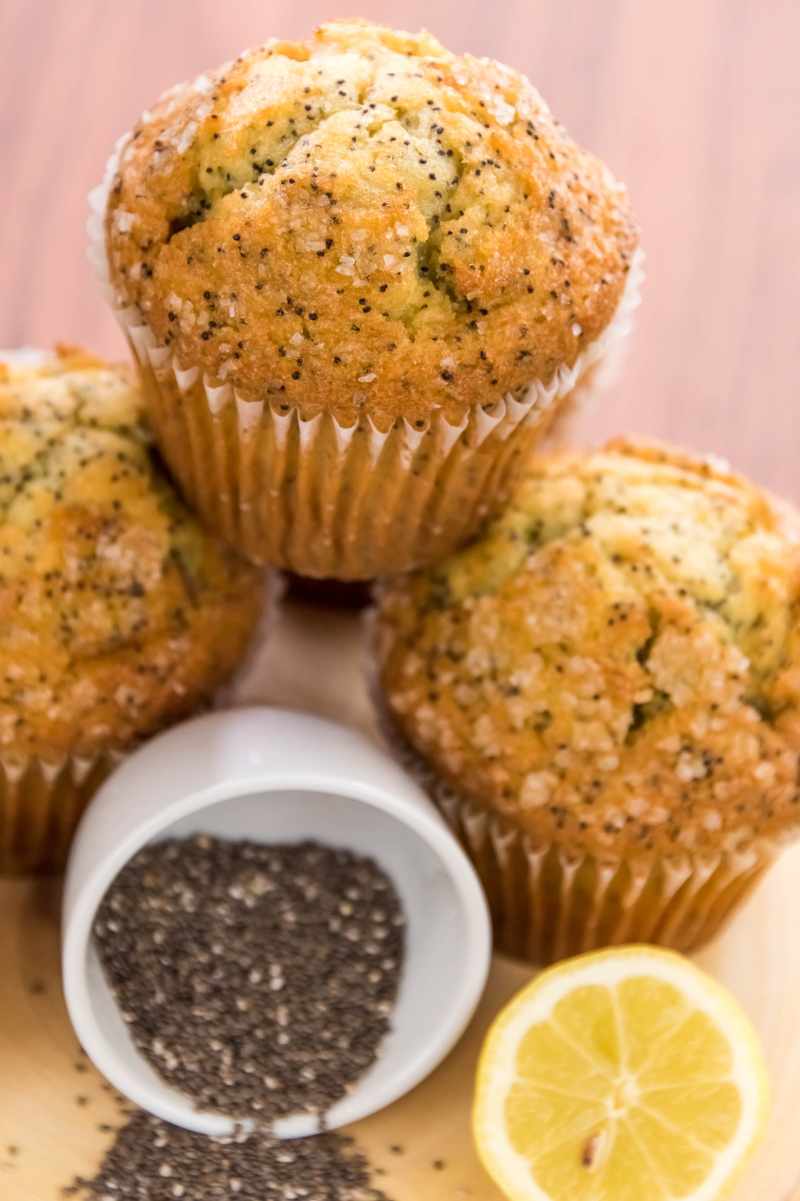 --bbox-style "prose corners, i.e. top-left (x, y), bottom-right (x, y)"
top-left (0, 348), bottom-right (265, 874)
top-left (375, 438), bottom-right (800, 961)
top-left (92, 18), bottom-right (640, 578)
